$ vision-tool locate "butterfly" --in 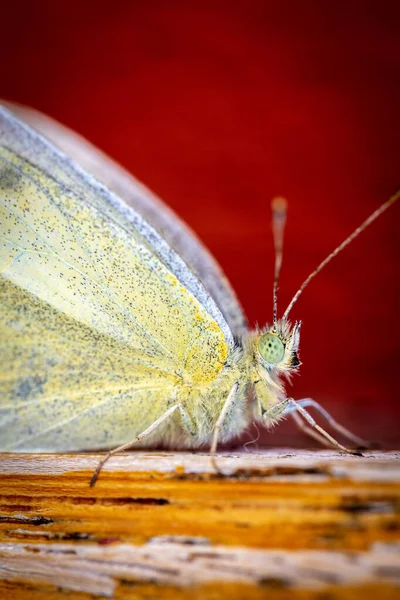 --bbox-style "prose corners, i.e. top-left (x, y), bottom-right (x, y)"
top-left (0, 102), bottom-right (398, 486)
